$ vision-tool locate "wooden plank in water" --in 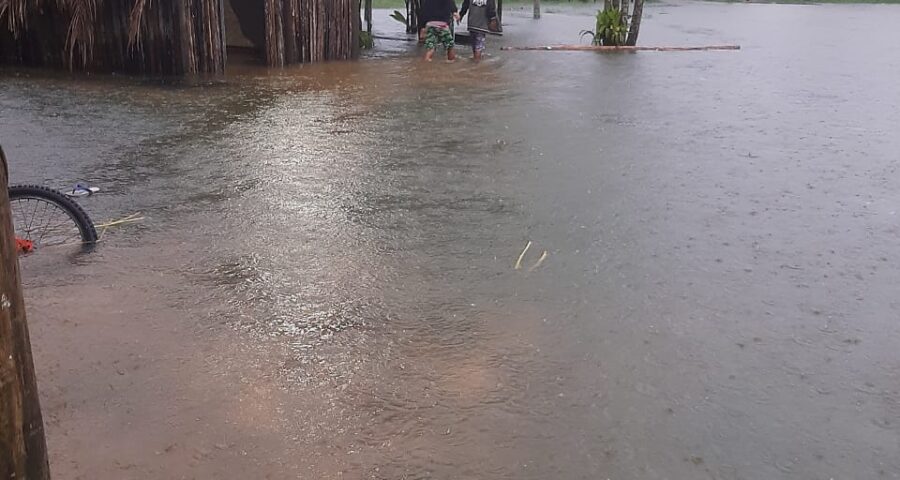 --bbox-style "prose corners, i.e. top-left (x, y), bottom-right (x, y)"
top-left (501, 44), bottom-right (741, 52)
